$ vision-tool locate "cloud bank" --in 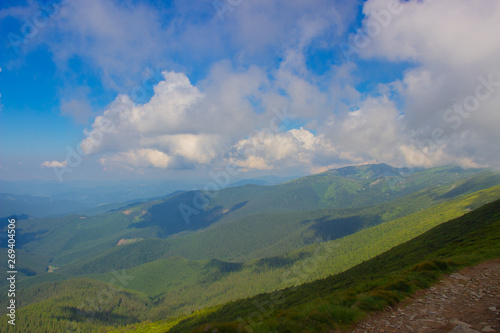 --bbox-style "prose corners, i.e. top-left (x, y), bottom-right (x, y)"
top-left (34, 0), bottom-right (500, 176)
